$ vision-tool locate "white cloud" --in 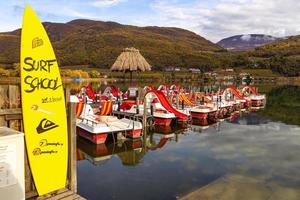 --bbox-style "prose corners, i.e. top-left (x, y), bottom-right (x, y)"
top-left (1, 0), bottom-right (300, 43)
top-left (150, 0), bottom-right (300, 42)
top-left (91, 0), bottom-right (126, 8)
